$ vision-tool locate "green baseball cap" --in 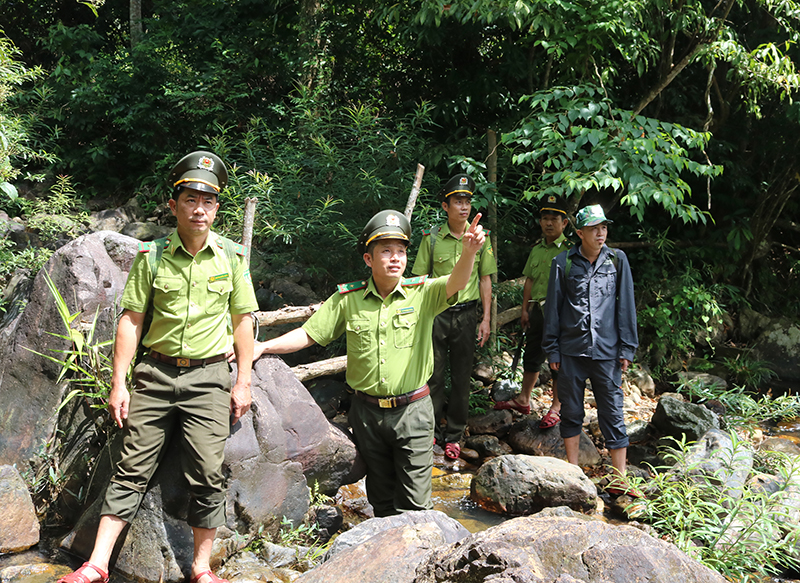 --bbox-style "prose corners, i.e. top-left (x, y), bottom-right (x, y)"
top-left (575, 204), bottom-right (612, 228)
